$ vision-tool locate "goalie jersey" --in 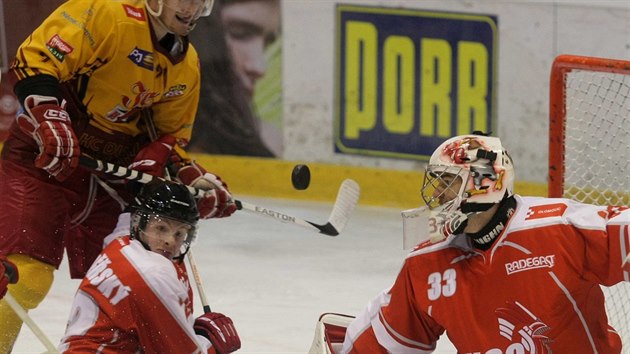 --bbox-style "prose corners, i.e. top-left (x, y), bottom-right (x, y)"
top-left (342, 195), bottom-right (629, 354)
top-left (10, 0), bottom-right (200, 166)
top-left (59, 215), bottom-right (215, 353)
